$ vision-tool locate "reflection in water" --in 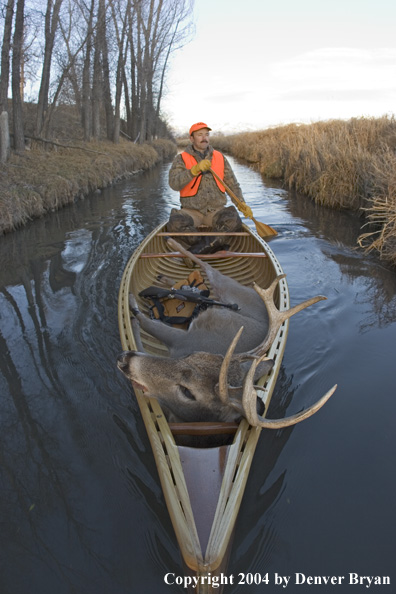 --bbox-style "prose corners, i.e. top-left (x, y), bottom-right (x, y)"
top-left (262, 181), bottom-right (396, 333)
top-left (230, 369), bottom-right (295, 575)
top-left (286, 189), bottom-right (396, 331)
top-left (0, 165), bottom-right (181, 594)
top-left (62, 229), bottom-right (92, 273)
top-left (0, 159), bottom-right (395, 593)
